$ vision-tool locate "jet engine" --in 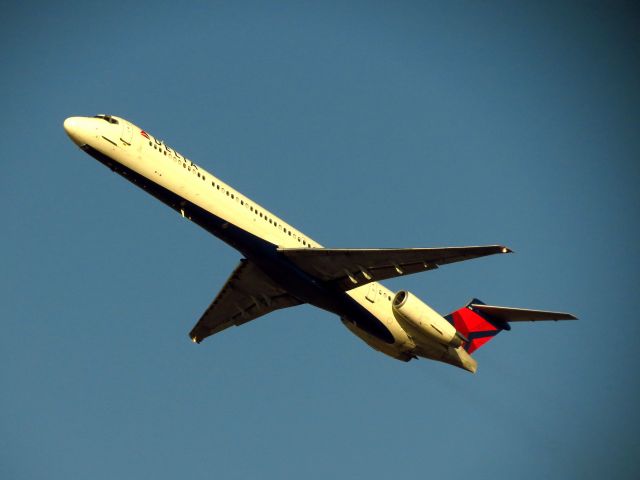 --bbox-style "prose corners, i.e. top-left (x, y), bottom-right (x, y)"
top-left (392, 290), bottom-right (467, 348)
